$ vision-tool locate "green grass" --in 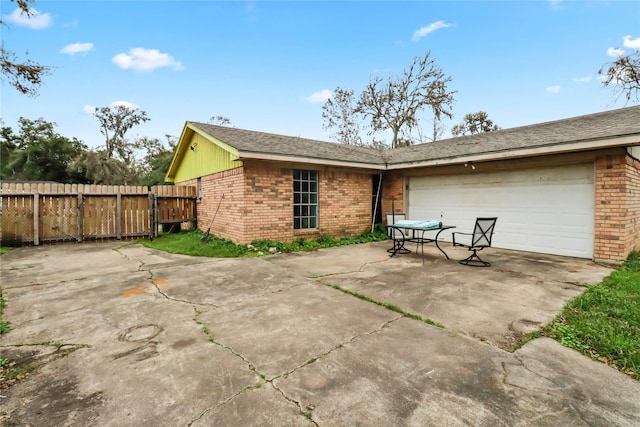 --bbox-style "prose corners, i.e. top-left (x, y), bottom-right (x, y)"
top-left (541, 251), bottom-right (639, 379)
top-left (141, 226), bottom-right (389, 258)
top-left (0, 290), bottom-right (11, 335)
top-left (0, 247), bottom-right (14, 255)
